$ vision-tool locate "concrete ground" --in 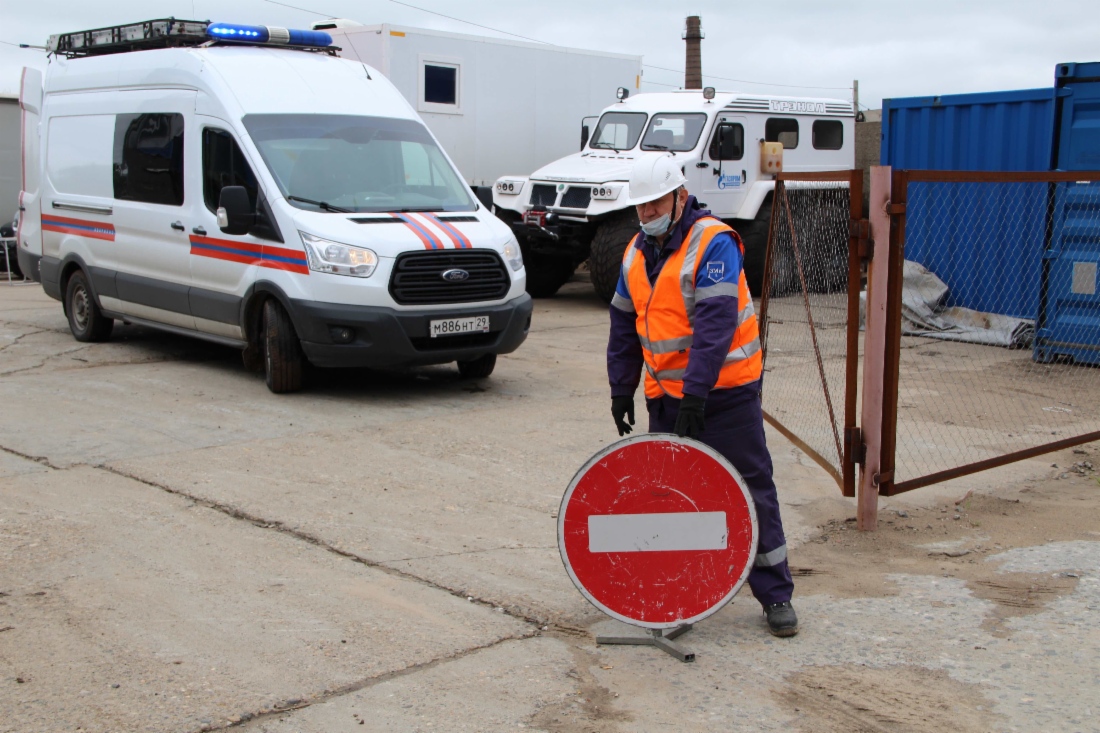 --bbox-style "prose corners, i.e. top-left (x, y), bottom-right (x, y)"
top-left (1, 275), bottom-right (1097, 733)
